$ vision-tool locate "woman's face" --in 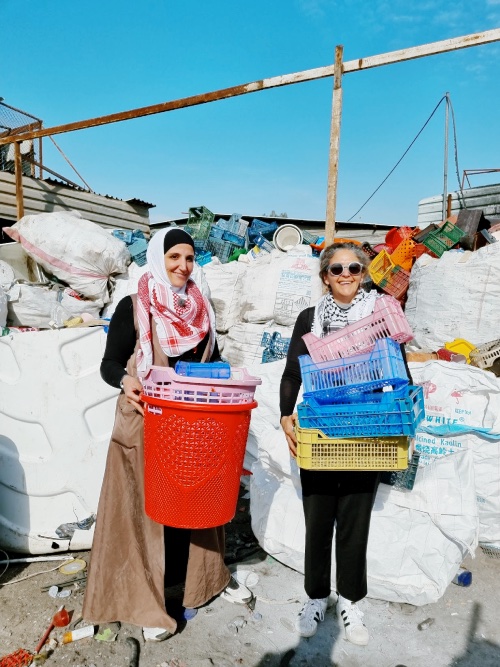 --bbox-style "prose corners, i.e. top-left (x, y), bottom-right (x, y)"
top-left (323, 248), bottom-right (365, 304)
top-left (164, 243), bottom-right (195, 288)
